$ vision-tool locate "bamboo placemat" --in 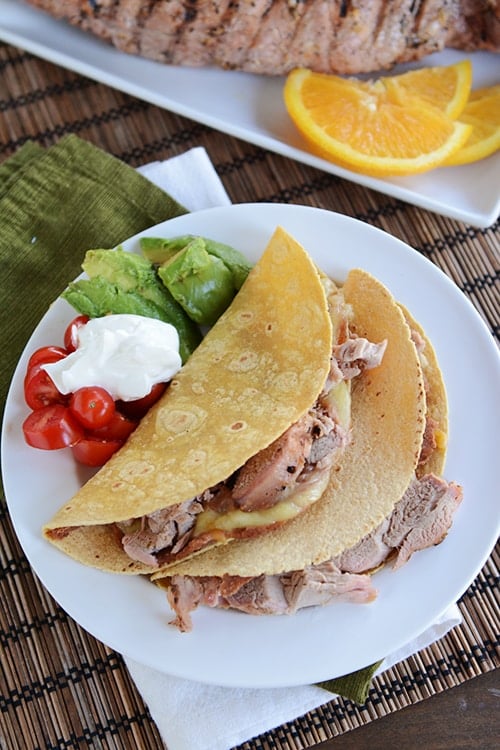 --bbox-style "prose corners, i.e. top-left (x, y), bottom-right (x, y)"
top-left (0, 43), bottom-right (499, 750)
